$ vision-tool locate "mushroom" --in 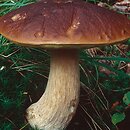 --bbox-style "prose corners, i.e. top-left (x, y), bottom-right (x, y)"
top-left (0, 0), bottom-right (130, 130)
